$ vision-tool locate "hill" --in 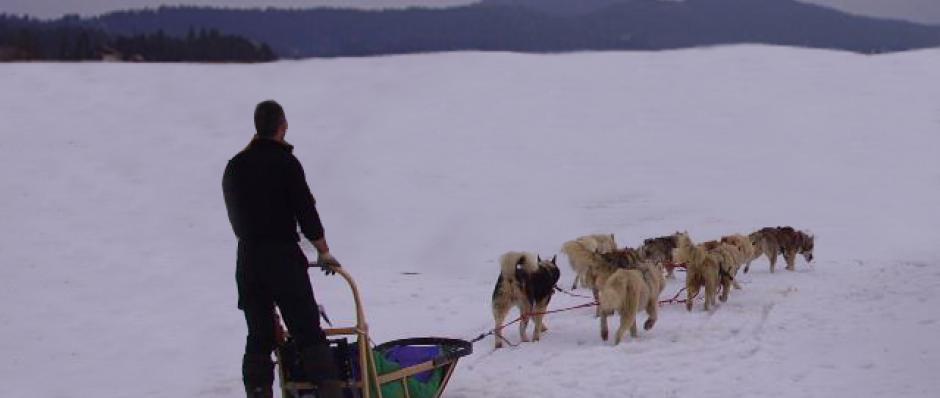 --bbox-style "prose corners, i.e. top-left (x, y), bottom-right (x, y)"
top-left (74, 0), bottom-right (940, 57)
